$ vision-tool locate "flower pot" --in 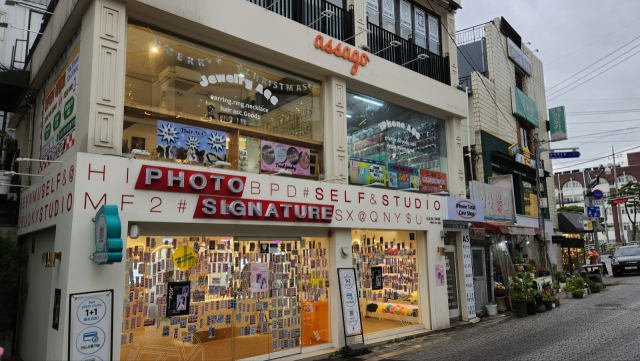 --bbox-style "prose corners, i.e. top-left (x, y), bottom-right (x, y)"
top-left (591, 288), bottom-right (600, 293)
top-left (535, 298), bottom-right (544, 307)
top-left (566, 291), bottom-right (574, 299)
top-left (560, 282), bottom-right (566, 290)
top-left (515, 265), bottom-right (524, 272)
top-left (584, 288), bottom-right (589, 296)
top-left (496, 296), bottom-right (507, 312)
top-left (536, 303), bottom-right (546, 313)
top-left (527, 302), bottom-right (537, 315)
top-left (544, 301), bottom-right (553, 311)
top-left (574, 292), bottom-right (584, 299)
top-left (514, 301), bottom-right (528, 318)
top-left (486, 303), bottom-right (498, 316)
